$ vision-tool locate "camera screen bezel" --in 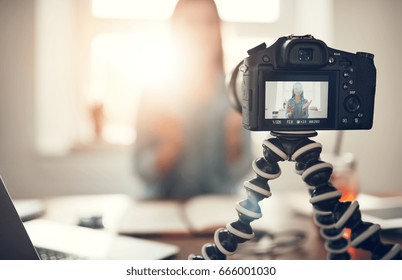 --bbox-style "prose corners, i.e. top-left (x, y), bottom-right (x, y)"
top-left (258, 69), bottom-right (338, 131)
